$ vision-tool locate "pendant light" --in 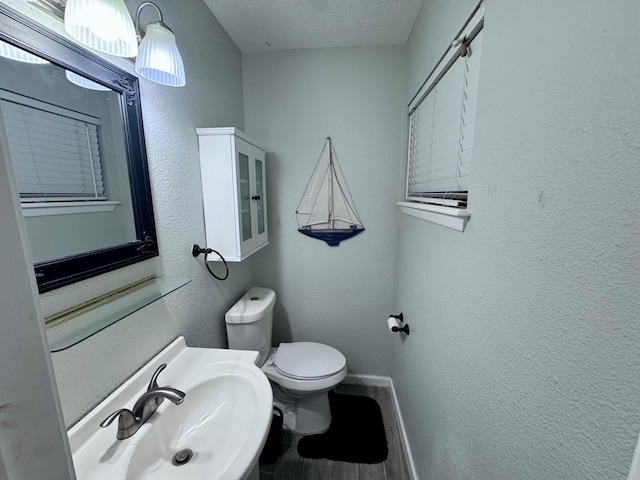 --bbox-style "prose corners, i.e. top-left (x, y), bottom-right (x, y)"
top-left (134, 2), bottom-right (185, 87)
top-left (64, 0), bottom-right (138, 58)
